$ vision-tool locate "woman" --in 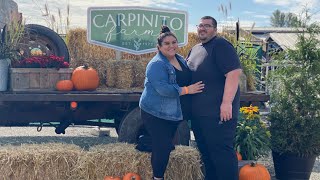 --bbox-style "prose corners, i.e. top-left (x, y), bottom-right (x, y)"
top-left (139, 26), bottom-right (204, 180)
